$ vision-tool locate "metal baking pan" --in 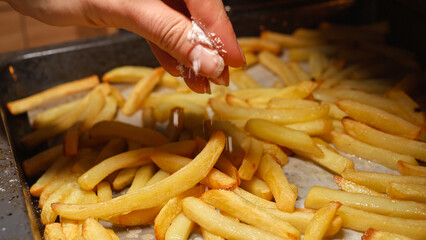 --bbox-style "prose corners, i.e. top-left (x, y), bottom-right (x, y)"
top-left (0, 0), bottom-right (425, 239)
